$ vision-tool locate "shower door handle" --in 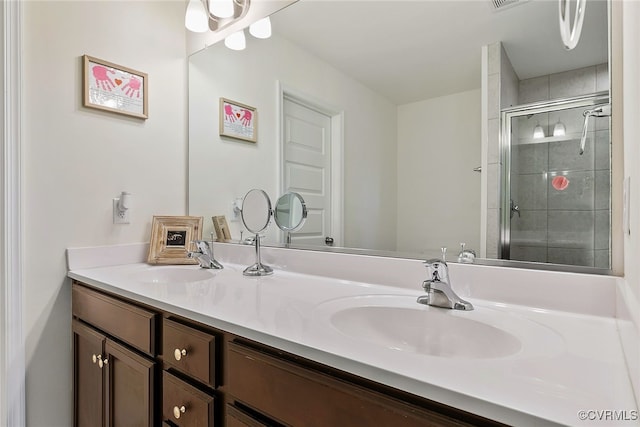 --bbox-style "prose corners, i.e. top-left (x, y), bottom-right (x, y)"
top-left (510, 199), bottom-right (520, 218)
